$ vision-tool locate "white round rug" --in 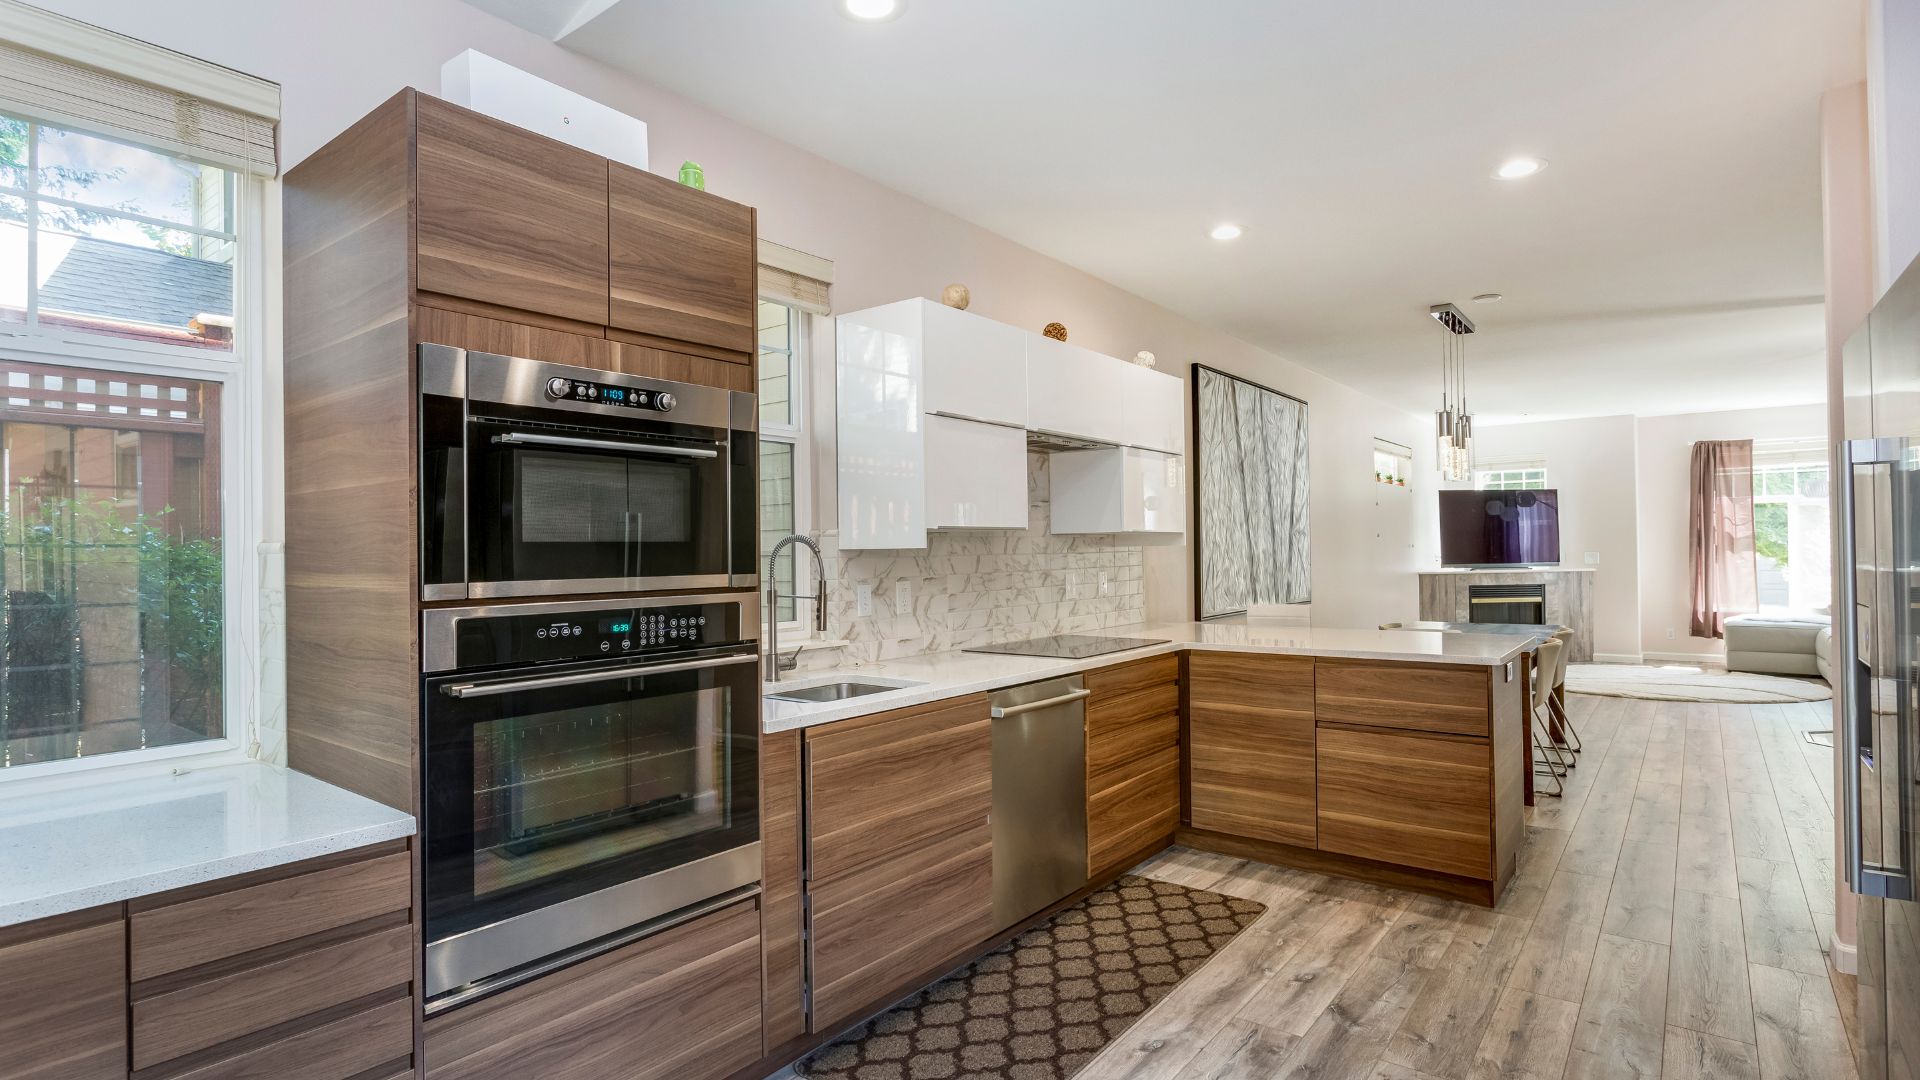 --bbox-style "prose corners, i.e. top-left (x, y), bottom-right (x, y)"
top-left (1565, 663), bottom-right (1831, 703)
